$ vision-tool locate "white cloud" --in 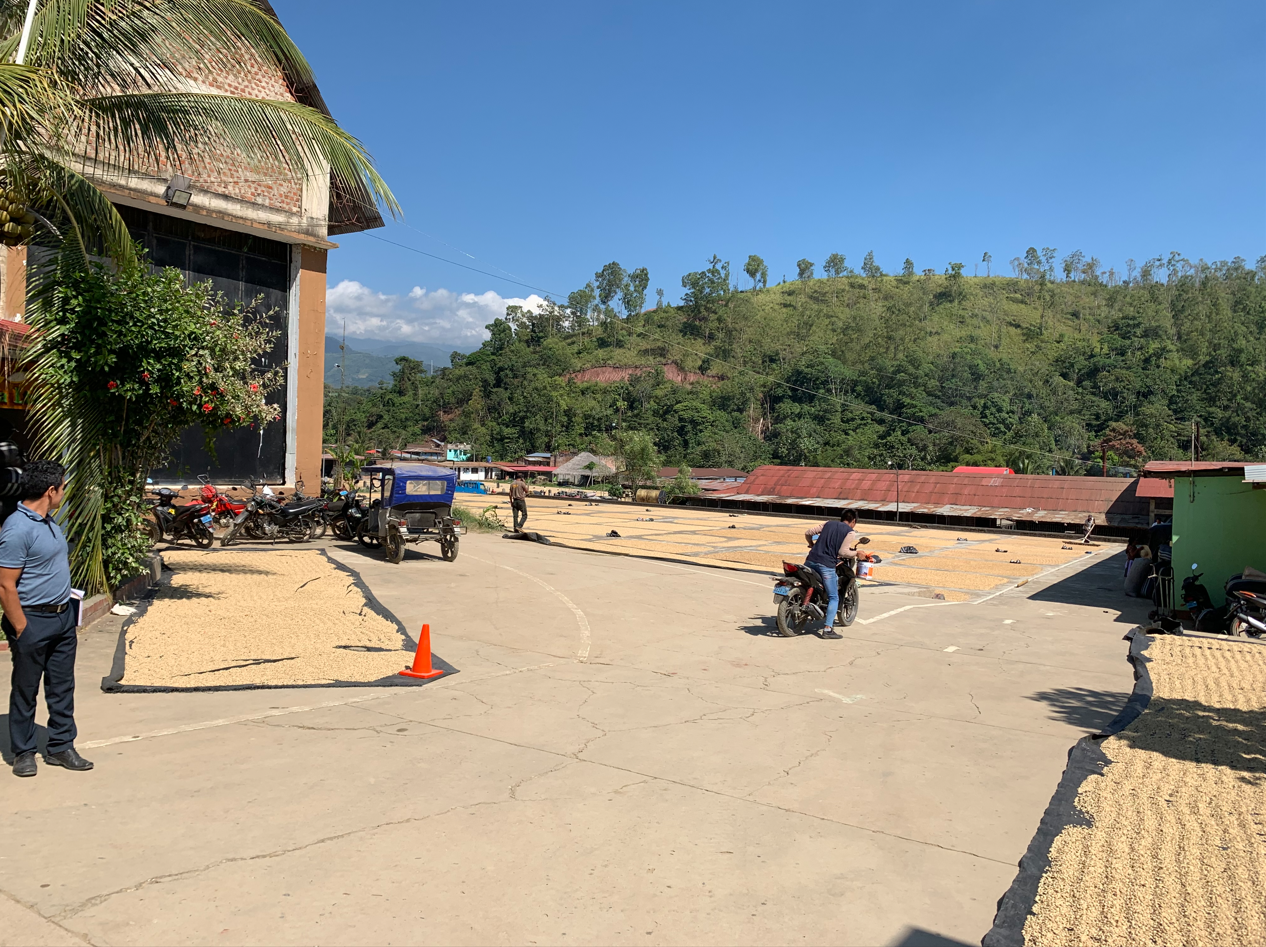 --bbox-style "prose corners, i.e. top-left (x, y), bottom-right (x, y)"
top-left (326, 280), bottom-right (545, 346)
